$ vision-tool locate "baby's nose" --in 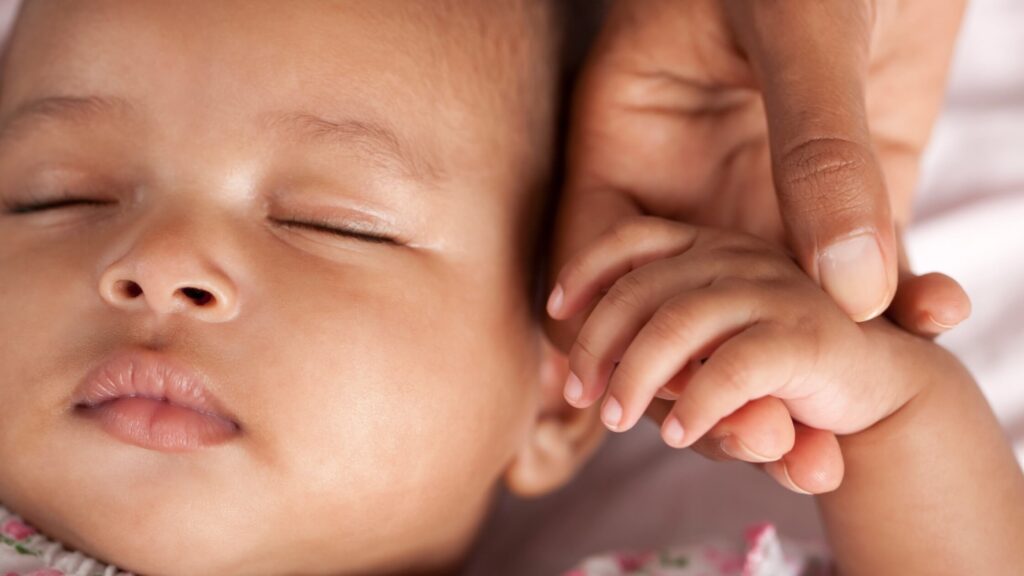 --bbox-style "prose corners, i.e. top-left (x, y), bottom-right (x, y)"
top-left (98, 236), bottom-right (240, 323)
